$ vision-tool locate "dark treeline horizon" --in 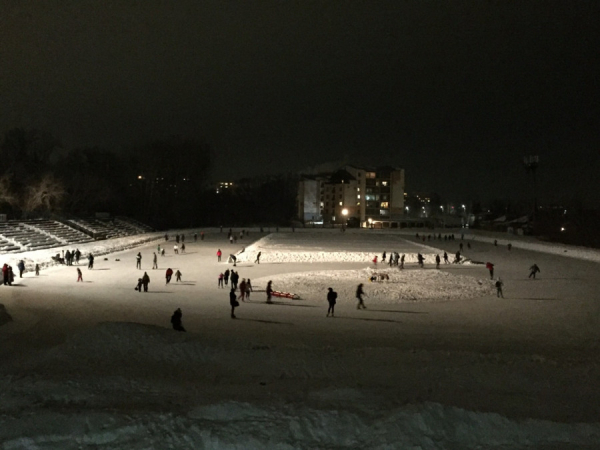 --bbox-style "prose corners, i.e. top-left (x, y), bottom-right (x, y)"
top-left (0, 128), bottom-right (300, 229)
